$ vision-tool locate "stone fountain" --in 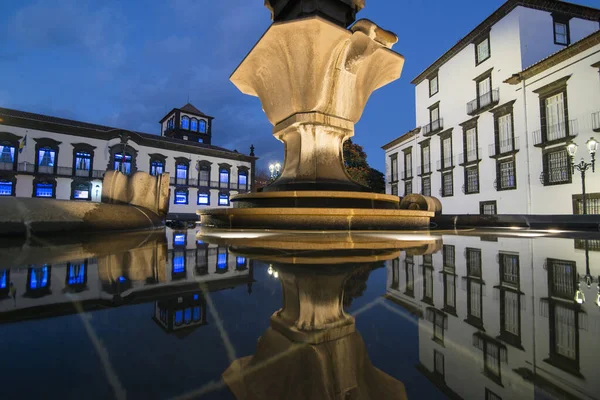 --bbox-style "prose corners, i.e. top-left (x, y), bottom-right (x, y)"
top-left (198, 0), bottom-right (441, 230)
